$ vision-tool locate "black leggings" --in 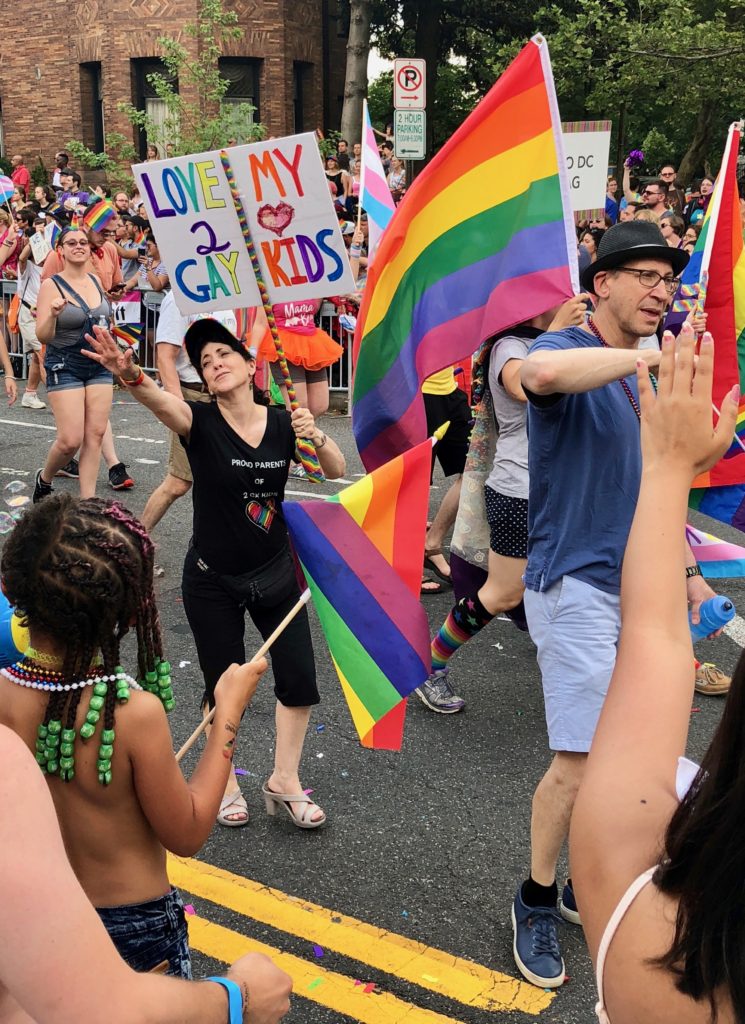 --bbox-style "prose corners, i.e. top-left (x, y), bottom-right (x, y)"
top-left (181, 547), bottom-right (319, 710)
